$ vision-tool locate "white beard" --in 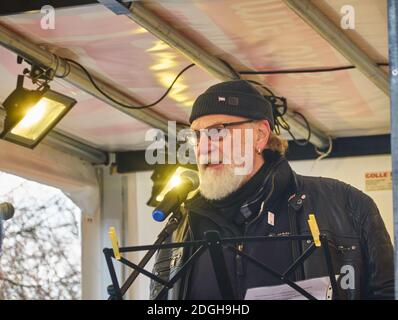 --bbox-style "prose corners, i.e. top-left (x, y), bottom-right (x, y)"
top-left (198, 165), bottom-right (245, 200)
